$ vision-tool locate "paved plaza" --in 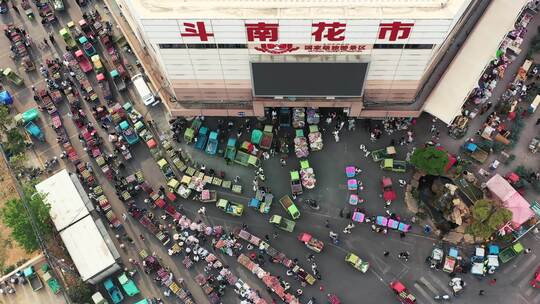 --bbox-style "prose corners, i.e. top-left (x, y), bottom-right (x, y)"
top-left (1, 1), bottom-right (540, 304)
